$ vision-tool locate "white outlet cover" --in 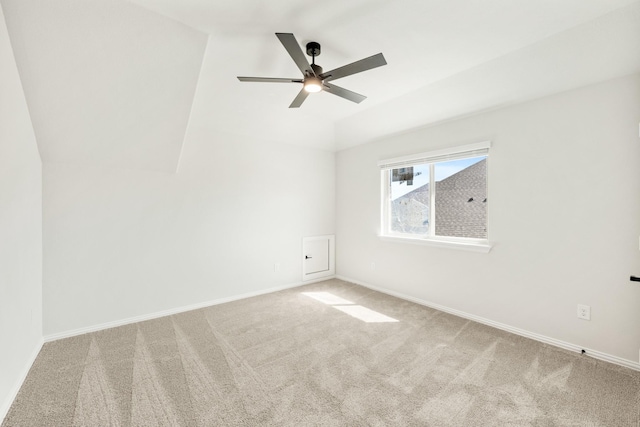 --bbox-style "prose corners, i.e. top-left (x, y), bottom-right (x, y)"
top-left (577, 304), bottom-right (591, 320)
